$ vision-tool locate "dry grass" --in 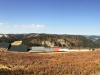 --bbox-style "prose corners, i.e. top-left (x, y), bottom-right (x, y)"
top-left (0, 50), bottom-right (100, 75)
top-left (0, 64), bottom-right (9, 69)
